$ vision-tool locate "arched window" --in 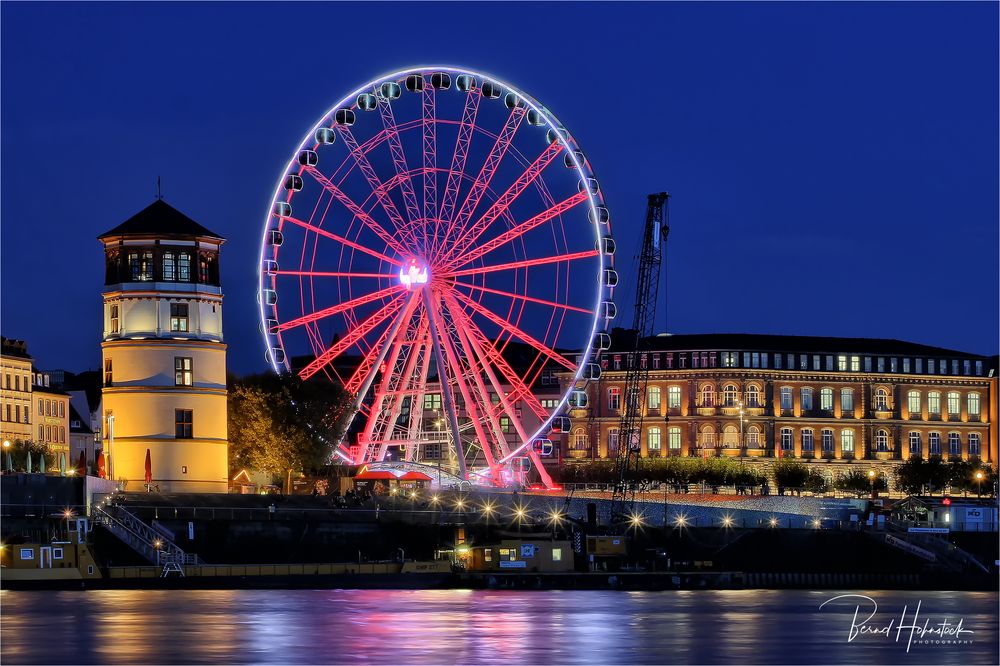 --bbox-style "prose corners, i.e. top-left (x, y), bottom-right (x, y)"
top-left (841, 388), bottom-right (855, 412)
top-left (967, 392), bottom-right (980, 421)
top-left (907, 390), bottom-right (921, 417)
top-left (946, 392), bottom-right (960, 418)
top-left (668, 426), bottom-right (682, 451)
top-left (840, 429), bottom-right (855, 454)
top-left (908, 432), bottom-right (922, 456)
top-left (700, 424), bottom-right (716, 447)
top-left (723, 425), bottom-right (739, 447)
top-left (968, 392), bottom-right (981, 420)
top-left (608, 387), bottom-right (621, 411)
top-left (875, 429), bottom-right (890, 452)
top-left (722, 384), bottom-right (739, 407)
top-left (821, 429), bottom-right (835, 453)
top-left (571, 428), bottom-right (588, 450)
top-left (701, 385), bottom-right (715, 407)
top-left (745, 385), bottom-right (761, 408)
top-left (820, 388), bottom-right (834, 411)
top-left (969, 433), bottom-right (981, 456)
top-left (647, 386), bottom-right (661, 411)
top-left (947, 432), bottom-right (961, 456)
top-left (927, 391), bottom-right (941, 416)
top-left (780, 427), bottom-right (793, 451)
top-left (929, 432), bottom-right (941, 455)
top-left (746, 425), bottom-right (761, 448)
top-left (873, 388), bottom-right (889, 411)
top-left (667, 385), bottom-right (682, 409)
top-left (801, 428), bottom-right (814, 455)
top-left (647, 427), bottom-right (662, 457)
